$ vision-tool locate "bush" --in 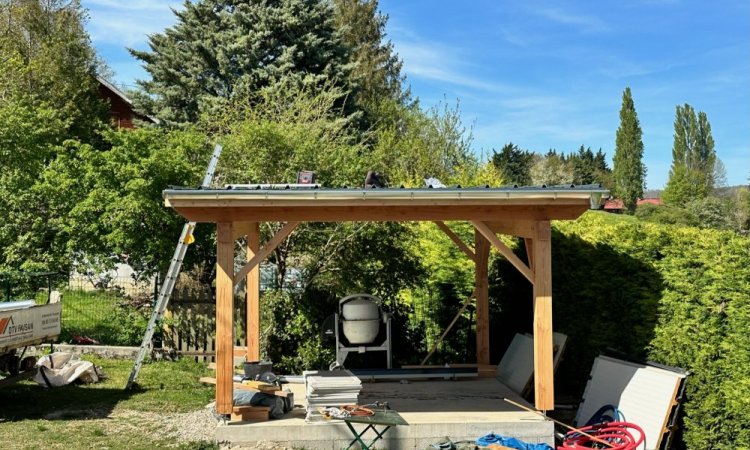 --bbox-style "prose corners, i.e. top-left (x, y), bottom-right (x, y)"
top-left (550, 211), bottom-right (750, 450)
